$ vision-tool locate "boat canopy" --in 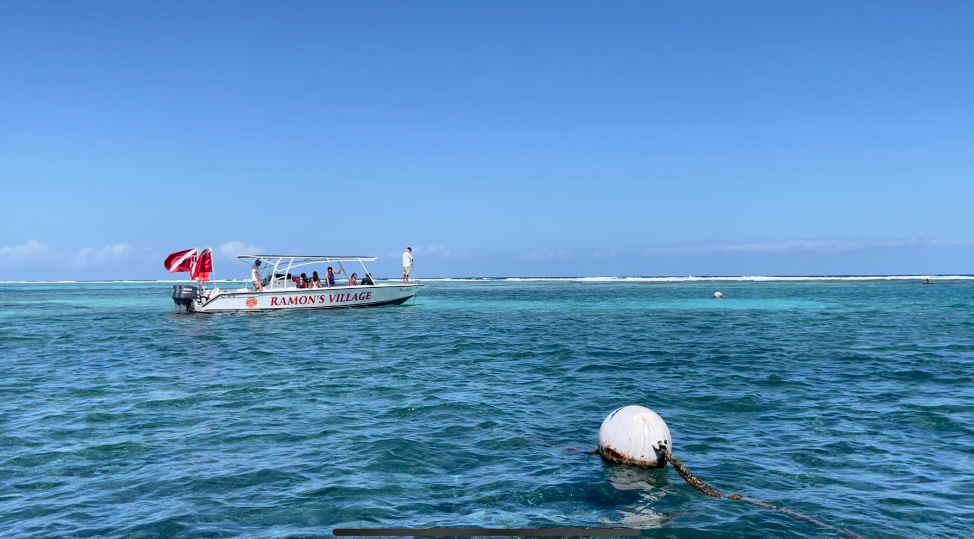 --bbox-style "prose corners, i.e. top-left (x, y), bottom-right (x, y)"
top-left (237, 255), bottom-right (376, 263)
top-left (237, 254), bottom-right (379, 289)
